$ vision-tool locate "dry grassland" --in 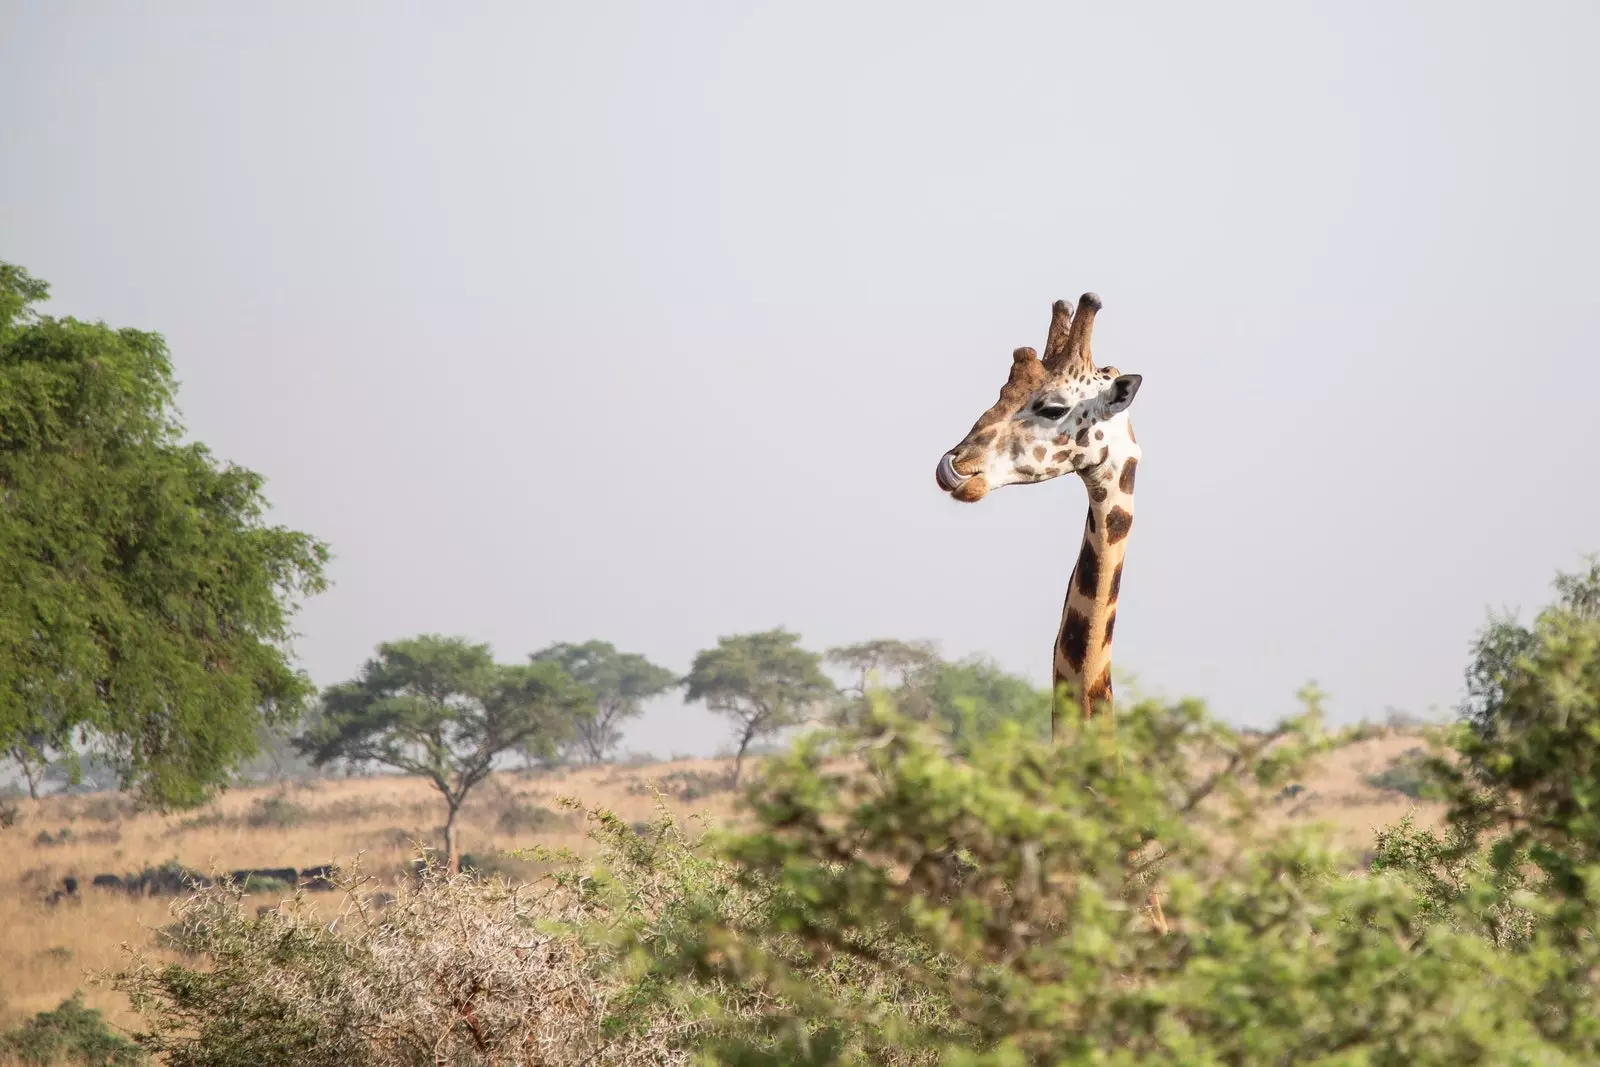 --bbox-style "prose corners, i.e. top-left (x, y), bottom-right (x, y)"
top-left (0, 733), bottom-right (1440, 1032)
